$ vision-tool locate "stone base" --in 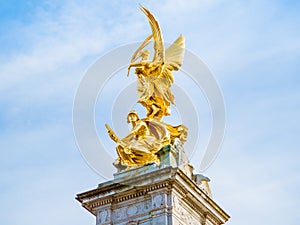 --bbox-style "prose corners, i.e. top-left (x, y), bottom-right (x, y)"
top-left (77, 168), bottom-right (229, 225)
